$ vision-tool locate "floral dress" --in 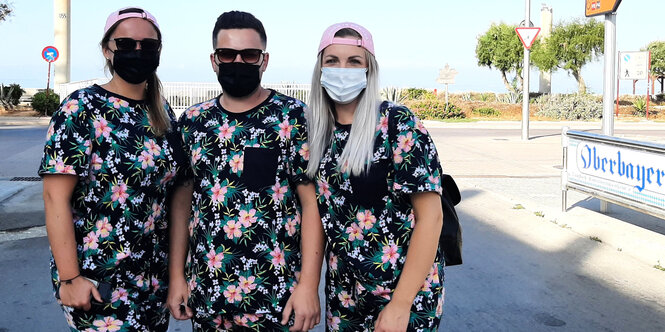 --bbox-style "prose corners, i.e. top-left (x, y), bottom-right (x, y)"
top-left (178, 90), bottom-right (310, 330)
top-left (315, 102), bottom-right (445, 332)
top-left (38, 84), bottom-right (188, 331)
